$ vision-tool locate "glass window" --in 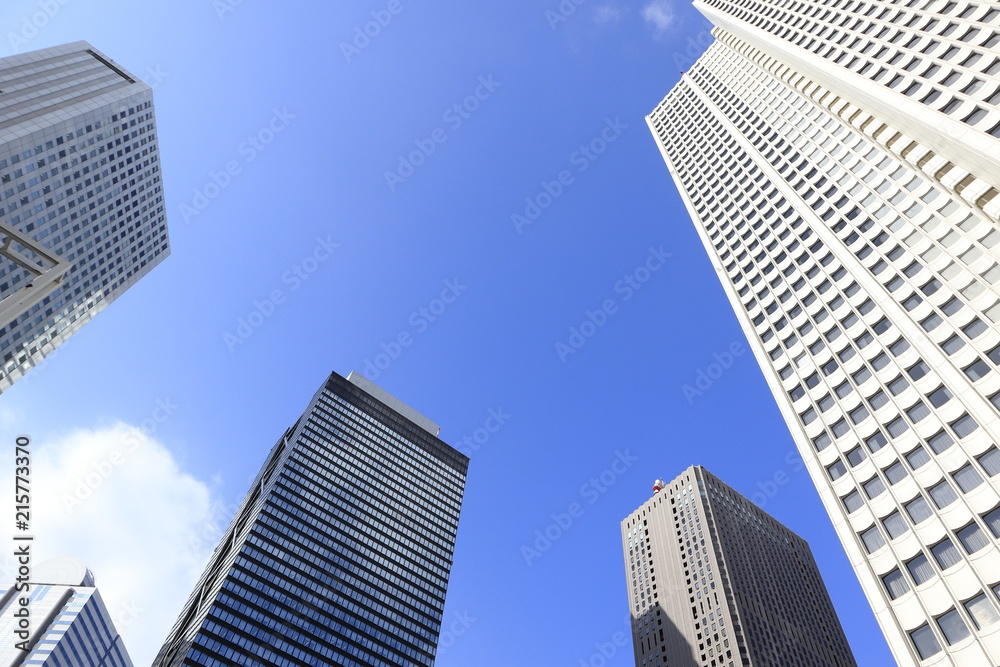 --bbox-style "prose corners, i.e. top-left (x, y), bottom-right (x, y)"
top-left (936, 609), bottom-right (970, 646)
top-left (868, 391), bottom-right (889, 411)
top-left (932, 538), bottom-right (961, 570)
top-left (848, 446), bottom-right (867, 467)
top-left (861, 526), bottom-right (885, 553)
top-left (957, 523), bottom-right (989, 554)
top-left (864, 476), bottom-right (886, 498)
top-left (951, 414), bottom-right (979, 439)
top-left (929, 480), bottom-right (959, 508)
top-left (885, 462), bottom-right (907, 485)
top-left (954, 465), bottom-right (984, 493)
top-left (813, 432), bottom-right (832, 452)
top-left (942, 335), bottom-right (966, 354)
top-left (883, 511), bottom-right (909, 539)
top-left (979, 448), bottom-right (1000, 477)
top-left (827, 460), bottom-right (847, 480)
top-left (927, 387), bottom-right (952, 407)
top-left (866, 432), bottom-right (887, 452)
top-left (965, 359), bottom-right (990, 381)
top-left (927, 431), bottom-right (954, 454)
top-left (907, 553), bottom-right (934, 585)
top-left (909, 624), bottom-right (941, 659)
top-left (921, 313), bottom-right (942, 331)
top-left (882, 568), bottom-right (910, 600)
top-left (964, 594), bottom-right (1000, 630)
top-left (888, 376), bottom-right (909, 395)
top-left (982, 507), bottom-right (1000, 538)
top-left (907, 402), bottom-right (930, 423)
top-left (908, 361), bottom-right (929, 380)
top-left (889, 417), bottom-right (910, 439)
top-left (906, 496), bottom-right (932, 524)
top-left (843, 491), bottom-right (864, 513)
top-left (851, 405), bottom-right (870, 424)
